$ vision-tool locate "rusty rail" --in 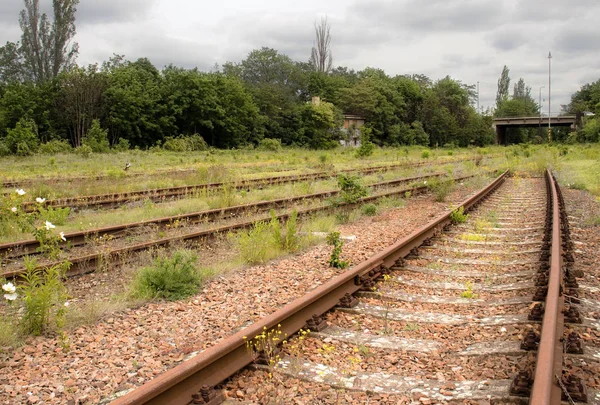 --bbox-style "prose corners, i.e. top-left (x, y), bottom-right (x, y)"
top-left (110, 170), bottom-right (508, 405)
top-left (16, 157), bottom-right (483, 211)
top-left (2, 173), bottom-right (481, 279)
top-left (529, 170), bottom-right (564, 405)
top-left (0, 172), bottom-right (447, 259)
